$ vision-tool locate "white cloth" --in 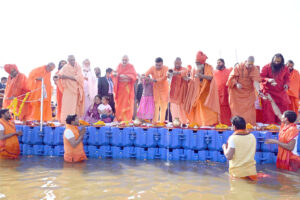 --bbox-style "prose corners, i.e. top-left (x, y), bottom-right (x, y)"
top-left (0, 124), bottom-right (4, 131)
top-left (83, 66), bottom-right (98, 115)
top-left (228, 136), bottom-right (235, 148)
top-left (98, 104), bottom-right (112, 113)
top-left (64, 129), bottom-right (75, 140)
top-left (292, 136), bottom-right (298, 156)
